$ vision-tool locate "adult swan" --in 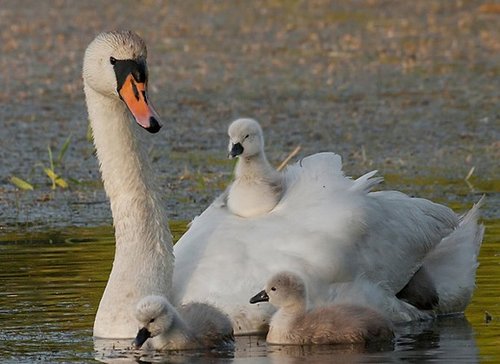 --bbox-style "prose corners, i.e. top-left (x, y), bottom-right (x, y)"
top-left (83, 31), bottom-right (172, 338)
top-left (83, 31), bottom-right (484, 338)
